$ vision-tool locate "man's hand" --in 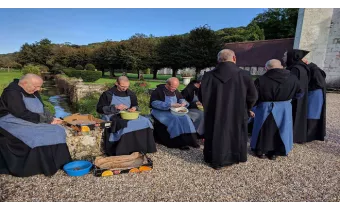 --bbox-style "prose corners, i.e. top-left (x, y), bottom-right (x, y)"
top-left (128, 107), bottom-right (137, 112)
top-left (180, 102), bottom-right (186, 107)
top-left (51, 118), bottom-right (63, 125)
top-left (171, 103), bottom-right (182, 108)
top-left (249, 111), bottom-right (255, 118)
top-left (115, 104), bottom-right (128, 111)
top-left (196, 101), bottom-right (202, 106)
